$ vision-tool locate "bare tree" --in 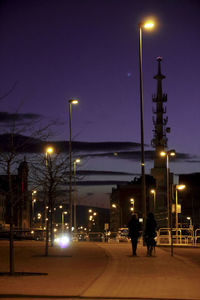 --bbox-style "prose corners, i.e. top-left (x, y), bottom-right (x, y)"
top-left (29, 149), bottom-right (69, 255)
top-left (0, 107), bottom-right (55, 274)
